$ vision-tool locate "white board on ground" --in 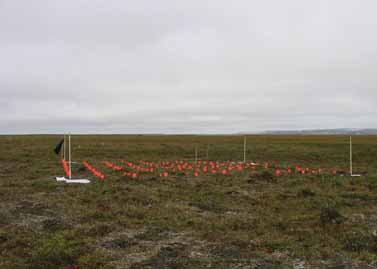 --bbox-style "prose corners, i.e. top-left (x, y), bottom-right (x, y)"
top-left (55, 177), bottom-right (91, 184)
top-left (65, 179), bottom-right (91, 184)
